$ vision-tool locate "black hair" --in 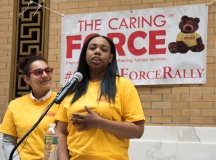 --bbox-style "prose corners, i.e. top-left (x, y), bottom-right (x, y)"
top-left (18, 55), bottom-right (48, 77)
top-left (69, 35), bottom-right (120, 104)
